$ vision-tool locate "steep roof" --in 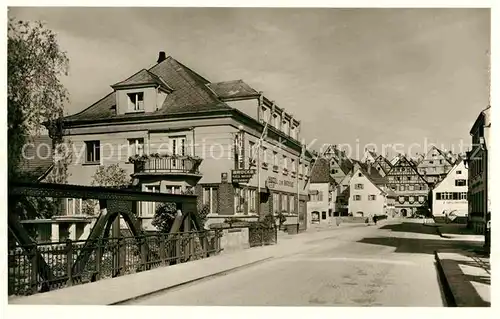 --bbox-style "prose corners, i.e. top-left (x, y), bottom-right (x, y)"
top-left (18, 135), bottom-right (54, 182)
top-left (327, 147), bottom-right (353, 175)
top-left (64, 56), bottom-right (229, 122)
top-left (433, 158), bottom-right (466, 189)
top-left (208, 80), bottom-right (260, 100)
top-left (388, 155), bottom-right (430, 185)
top-left (417, 146), bottom-right (454, 167)
top-left (309, 157), bottom-right (331, 184)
